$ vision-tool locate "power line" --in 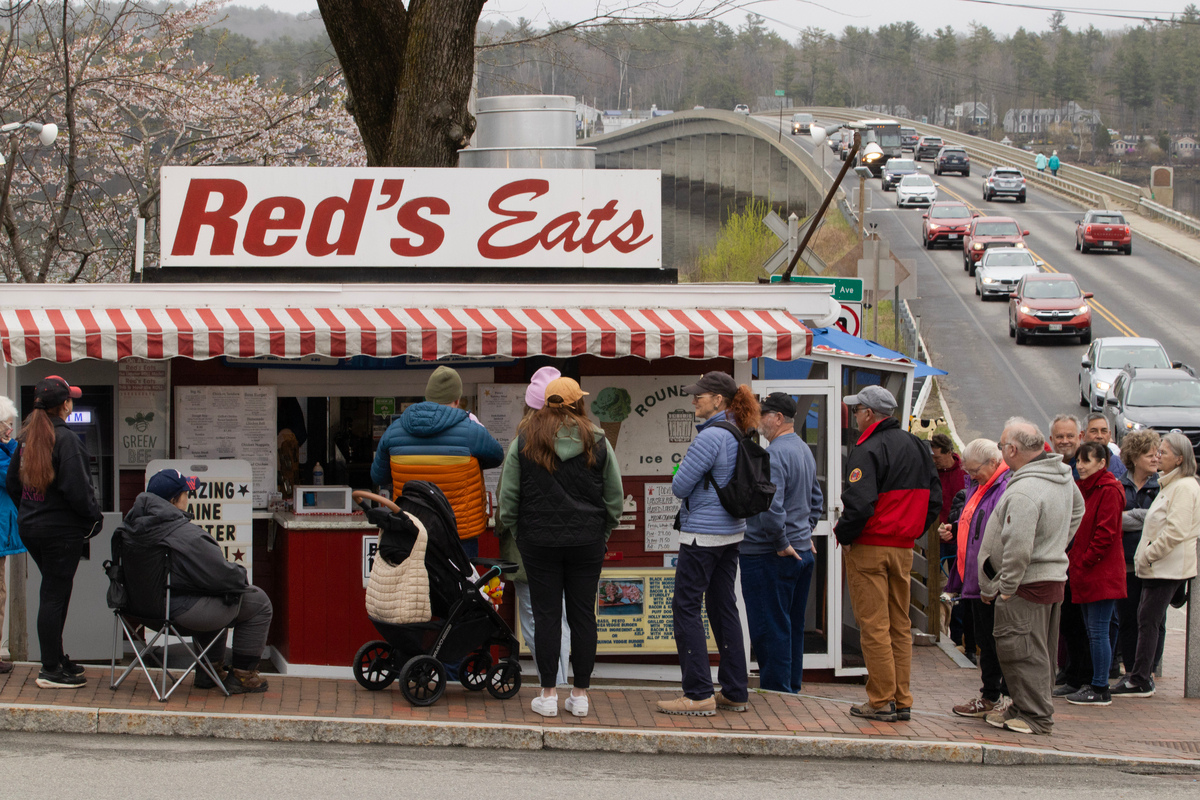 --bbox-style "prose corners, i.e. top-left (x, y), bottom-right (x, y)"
top-left (952, 0), bottom-right (1200, 26)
